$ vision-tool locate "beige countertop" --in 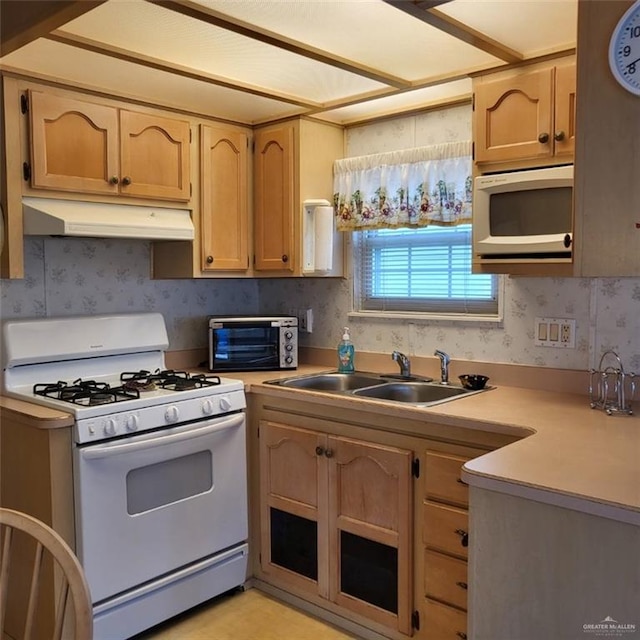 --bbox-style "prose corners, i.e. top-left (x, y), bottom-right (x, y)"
top-left (3, 365), bottom-right (639, 525)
